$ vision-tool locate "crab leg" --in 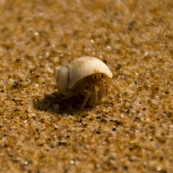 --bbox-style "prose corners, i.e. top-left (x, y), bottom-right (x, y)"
top-left (80, 85), bottom-right (93, 110)
top-left (89, 85), bottom-right (98, 107)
